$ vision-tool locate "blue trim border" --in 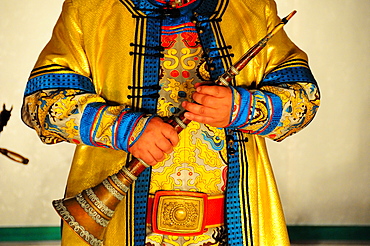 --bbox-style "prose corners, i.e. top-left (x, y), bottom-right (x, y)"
top-left (24, 73), bottom-right (95, 96)
top-left (0, 226), bottom-right (369, 242)
top-left (261, 66), bottom-right (317, 85)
